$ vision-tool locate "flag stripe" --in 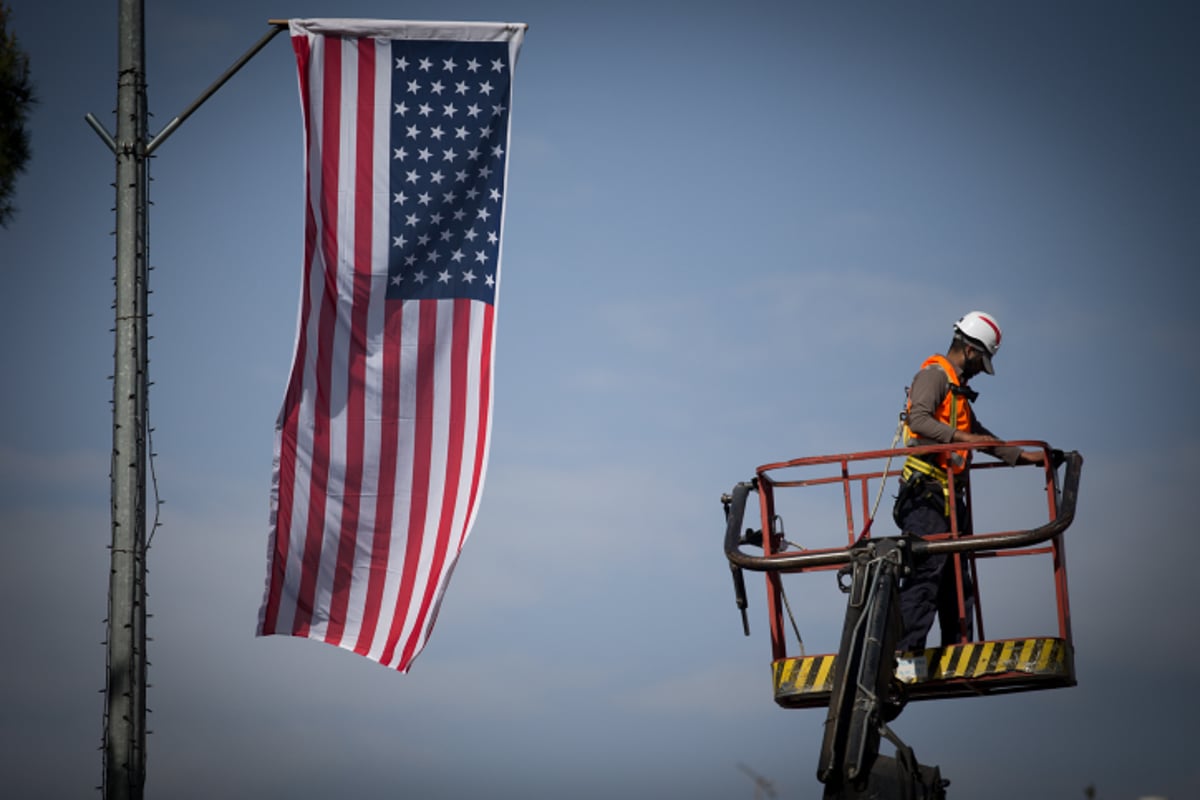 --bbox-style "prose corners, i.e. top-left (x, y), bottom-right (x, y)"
top-left (260, 32), bottom-right (316, 636)
top-left (293, 36), bottom-right (343, 637)
top-left (380, 301), bottom-right (437, 666)
top-left (353, 302), bottom-right (402, 655)
top-left (261, 20), bottom-right (523, 673)
top-left (398, 298), bottom-right (470, 666)
top-left (326, 37), bottom-right (377, 645)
